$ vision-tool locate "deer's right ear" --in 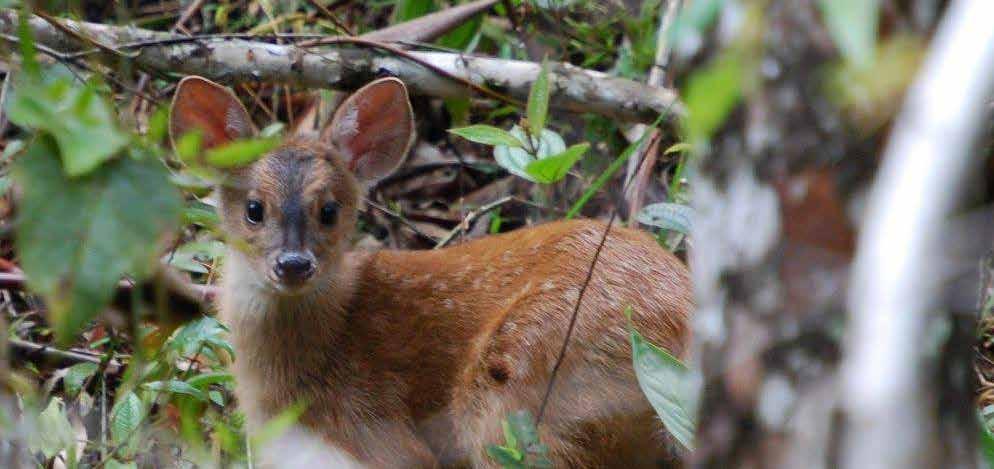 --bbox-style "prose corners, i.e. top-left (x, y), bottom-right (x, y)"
top-left (169, 76), bottom-right (255, 152)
